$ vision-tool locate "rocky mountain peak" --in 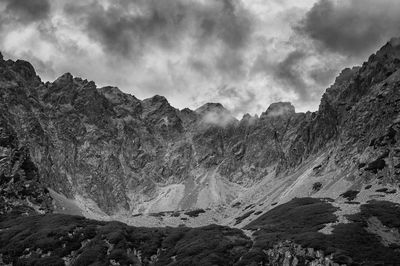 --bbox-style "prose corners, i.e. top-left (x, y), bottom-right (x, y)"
top-left (147, 94), bottom-right (169, 104)
top-left (141, 95), bottom-right (184, 134)
top-left (240, 113), bottom-right (259, 126)
top-left (99, 86), bottom-right (123, 95)
top-left (242, 113), bottom-right (252, 120)
top-left (0, 51), bottom-right (3, 61)
top-left (54, 72), bottom-right (74, 86)
top-left (142, 95), bottom-right (174, 114)
top-left (195, 102), bottom-right (237, 127)
top-left (370, 38), bottom-right (400, 68)
top-left (99, 86), bottom-right (138, 104)
top-left (195, 102), bottom-right (226, 114)
top-left (12, 60), bottom-right (38, 83)
top-left (181, 107), bottom-right (194, 114)
top-left (262, 102), bottom-right (295, 118)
